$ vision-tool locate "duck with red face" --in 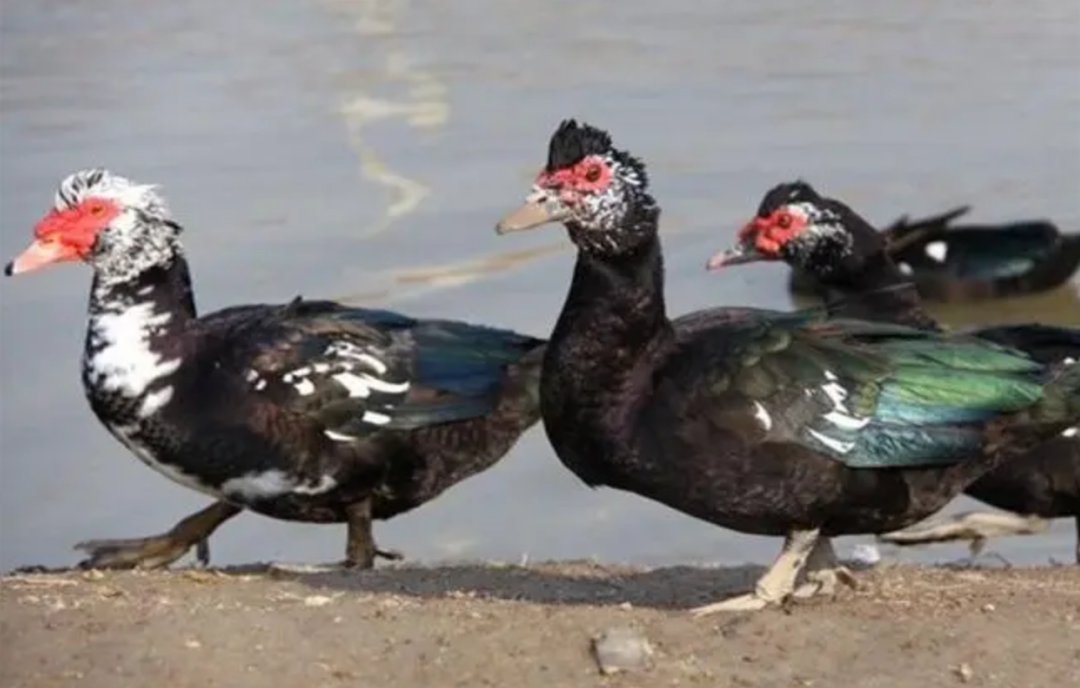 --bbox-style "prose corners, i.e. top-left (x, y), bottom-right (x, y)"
top-left (491, 120), bottom-right (1079, 614)
top-left (5, 168), bottom-right (546, 571)
top-left (713, 181), bottom-right (1080, 303)
top-left (708, 180), bottom-right (1080, 563)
